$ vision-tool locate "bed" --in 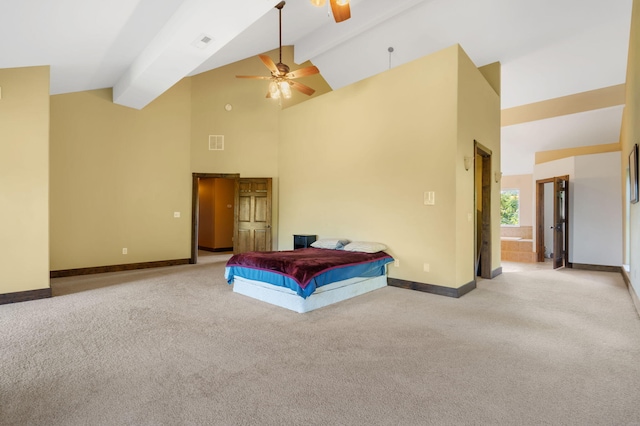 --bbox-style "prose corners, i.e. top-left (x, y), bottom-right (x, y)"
top-left (225, 246), bottom-right (393, 313)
